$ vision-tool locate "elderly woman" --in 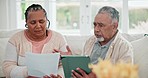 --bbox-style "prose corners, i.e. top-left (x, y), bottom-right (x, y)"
top-left (2, 4), bottom-right (70, 78)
